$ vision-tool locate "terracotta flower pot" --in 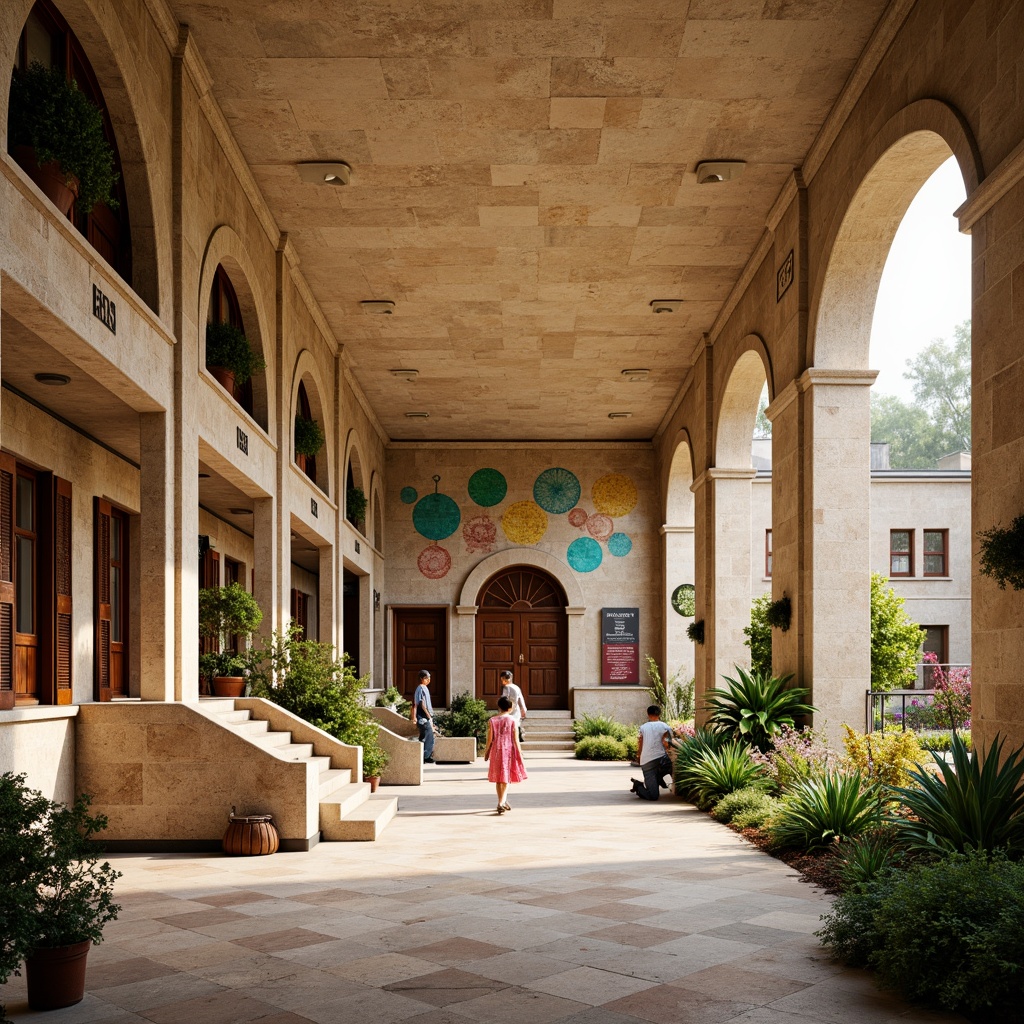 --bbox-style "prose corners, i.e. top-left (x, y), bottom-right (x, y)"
top-left (212, 675), bottom-right (245, 697)
top-left (25, 940), bottom-right (91, 1010)
top-left (12, 145), bottom-right (78, 217)
top-left (208, 365), bottom-right (237, 397)
top-left (366, 776), bottom-right (380, 793)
